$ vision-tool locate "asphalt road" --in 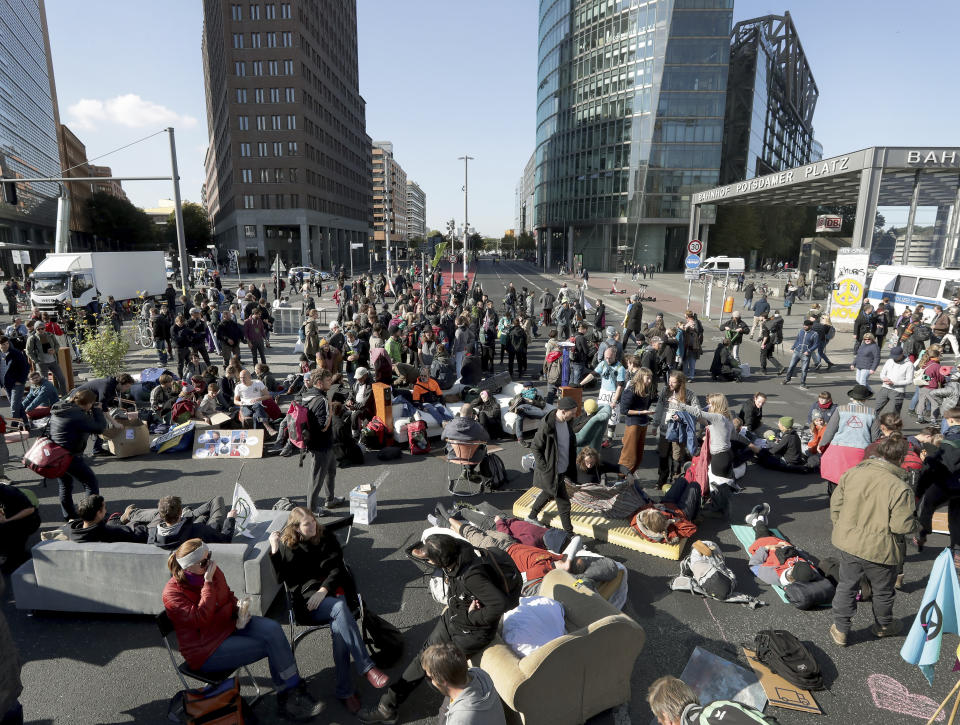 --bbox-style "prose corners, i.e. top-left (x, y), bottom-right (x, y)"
top-left (4, 260), bottom-right (956, 725)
